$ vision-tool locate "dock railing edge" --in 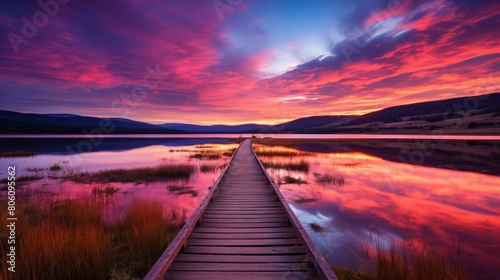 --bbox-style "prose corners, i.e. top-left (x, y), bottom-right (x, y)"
top-left (144, 140), bottom-right (244, 280)
top-left (250, 141), bottom-right (340, 280)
